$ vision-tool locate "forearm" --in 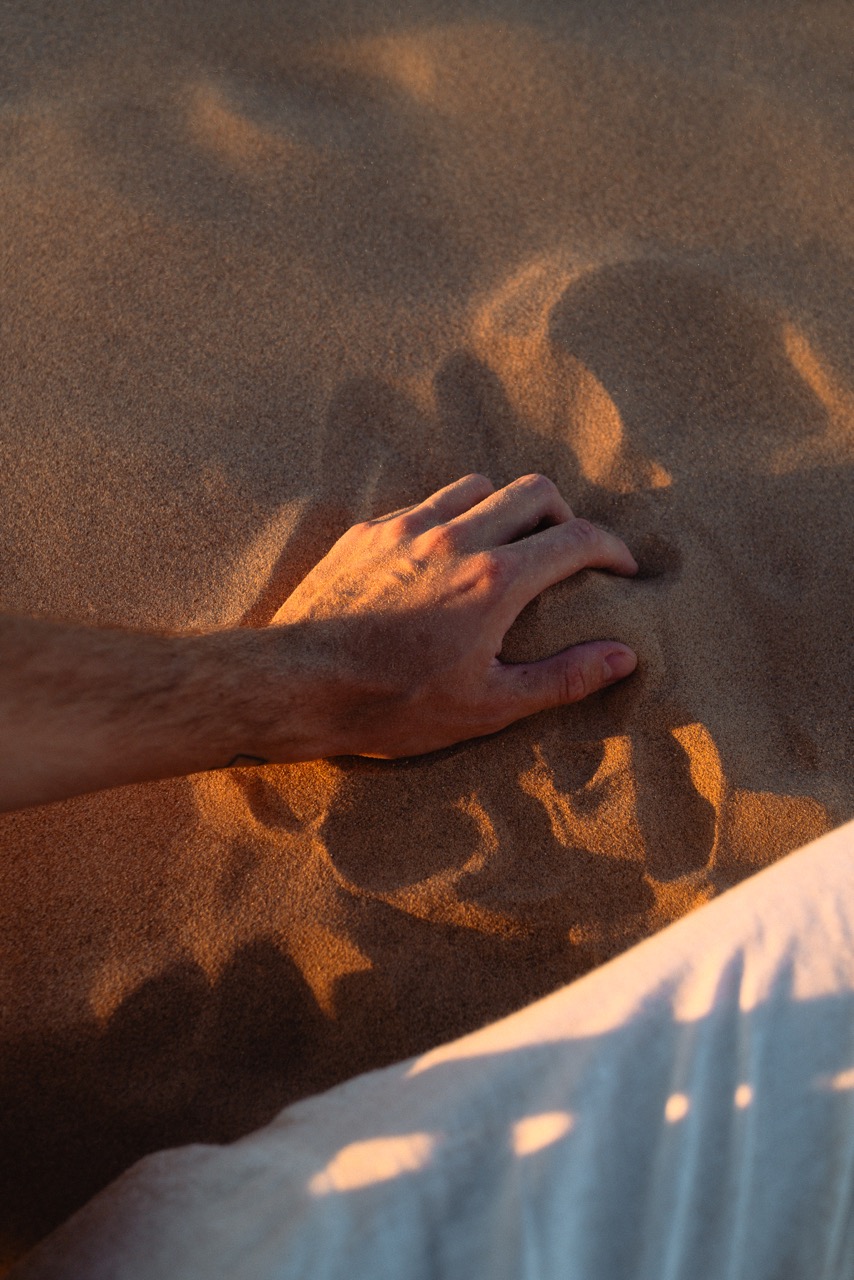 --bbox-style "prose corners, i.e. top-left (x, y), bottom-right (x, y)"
top-left (0, 476), bottom-right (639, 812)
top-left (0, 616), bottom-right (310, 812)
